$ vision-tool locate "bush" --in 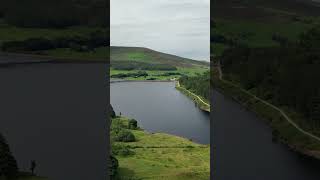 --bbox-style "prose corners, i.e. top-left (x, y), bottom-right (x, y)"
top-left (109, 155), bottom-right (118, 178)
top-left (111, 71), bottom-right (149, 79)
top-left (0, 133), bottom-right (18, 178)
top-left (128, 119), bottom-right (138, 129)
top-left (112, 145), bottom-right (135, 157)
top-left (113, 129), bottom-right (135, 142)
top-left (110, 105), bottom-right (116, 118)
